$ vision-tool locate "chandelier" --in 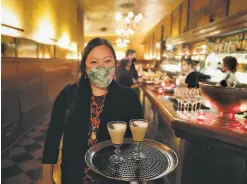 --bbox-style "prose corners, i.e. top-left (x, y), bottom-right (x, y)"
top-left (115, 11), bottom-right (143, 47)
